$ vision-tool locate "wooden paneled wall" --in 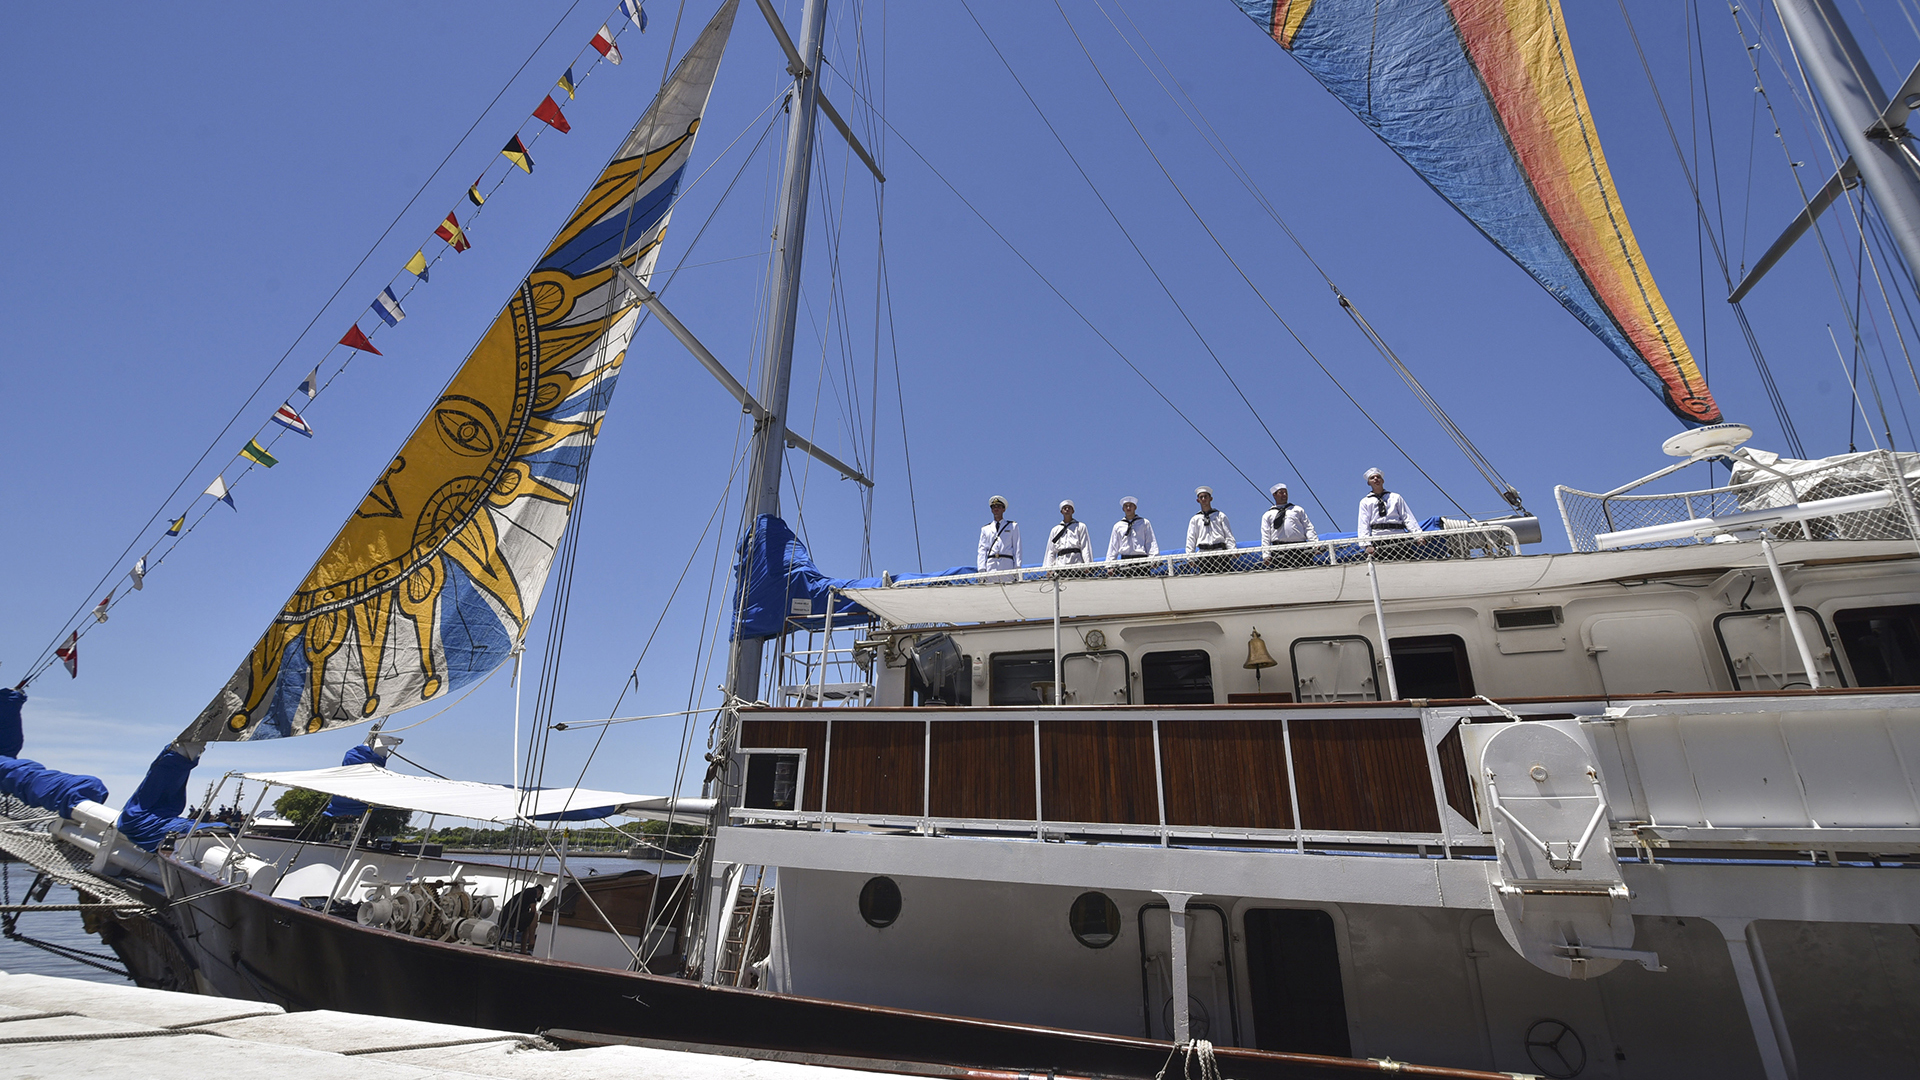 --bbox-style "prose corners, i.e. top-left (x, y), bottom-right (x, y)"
top-left (738, 711), bottom-right (1446, 834)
